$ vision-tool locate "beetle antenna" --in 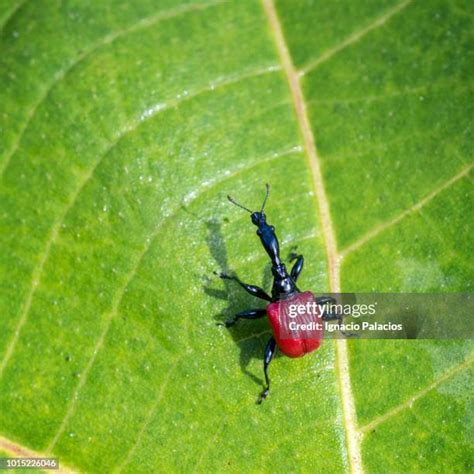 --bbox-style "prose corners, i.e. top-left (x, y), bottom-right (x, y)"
top-left (261, 183), bottom-right (270, 212)
top-left (227, 195), bottom-right (252, 213)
